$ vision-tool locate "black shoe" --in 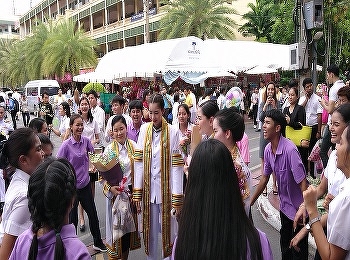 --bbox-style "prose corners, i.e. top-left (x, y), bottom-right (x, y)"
top-left (255, 129), bottom-right (261, 132)
top-left (93, 241), bottom-right (107, 252)
top-left (79, 224), bottom-right (85, 232)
